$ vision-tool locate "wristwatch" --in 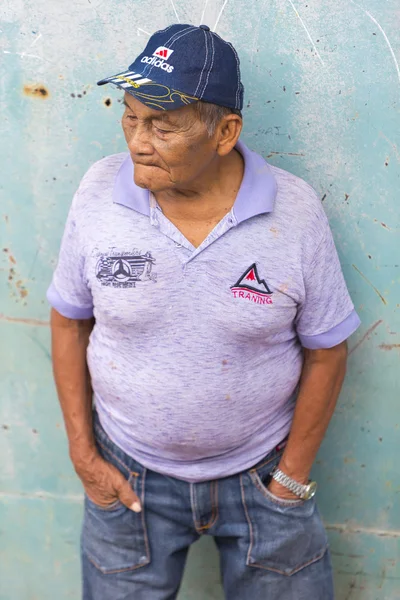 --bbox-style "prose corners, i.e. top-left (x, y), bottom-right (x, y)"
top-left (271, 467), bottom-right (317, 500)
